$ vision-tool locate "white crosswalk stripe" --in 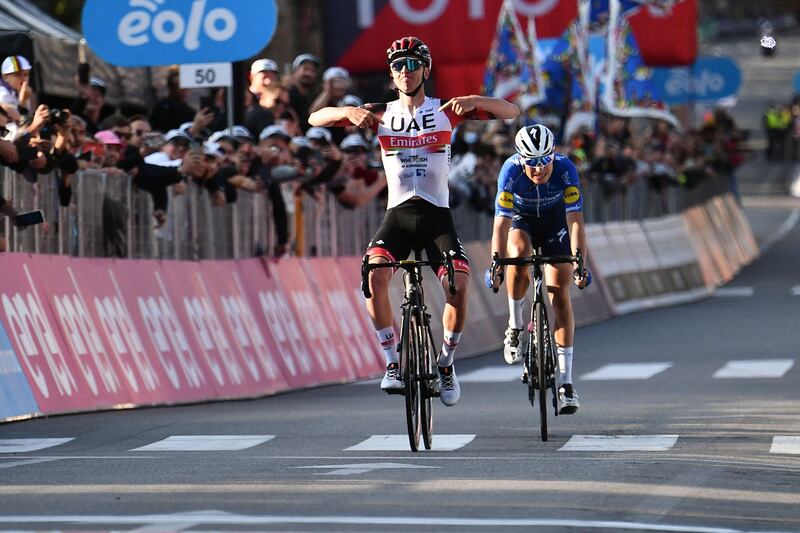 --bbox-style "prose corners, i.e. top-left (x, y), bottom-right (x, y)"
top-left (131, 435), bottom-right (275, 452)
top-left (712, 359), bottom-right (795, 379)
top-left (580, 362), bottom-right (673, 381)
top-left (559, 435), bottom-right (679, 452)
top-left (0, 438), bottom-right (73, 453)
top-left (715, 286), bottom-right (754, 297)
top-left (345, 434), bottom-right (475, 451)
top-left (770, 436), bottom-right (800, 455)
